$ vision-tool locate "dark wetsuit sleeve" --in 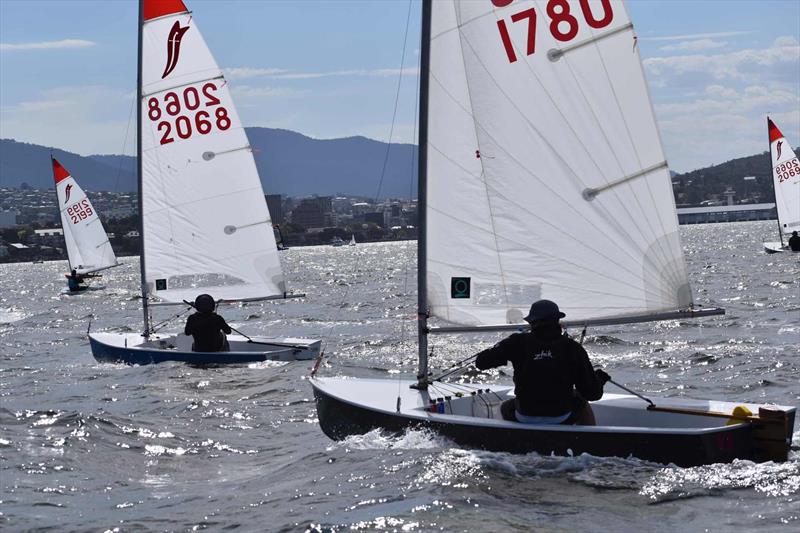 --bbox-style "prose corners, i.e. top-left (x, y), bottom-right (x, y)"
top-left (573, 342), bottom-right (603, 401)
top-left (217, 315), bottom-right (232, 334)
top-left (184, 314), bottom-right (196, 336)
top-left (475, 336), bottom-right (517, 370)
